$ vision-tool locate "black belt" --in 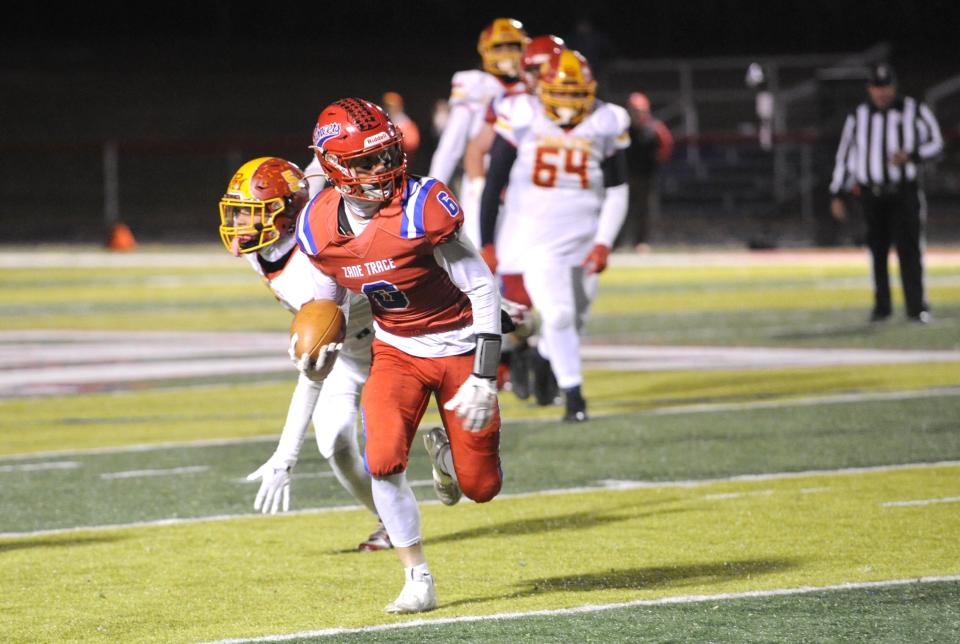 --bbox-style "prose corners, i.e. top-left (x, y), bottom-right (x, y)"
top-left (865, 182), bottom-right (915, 197)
